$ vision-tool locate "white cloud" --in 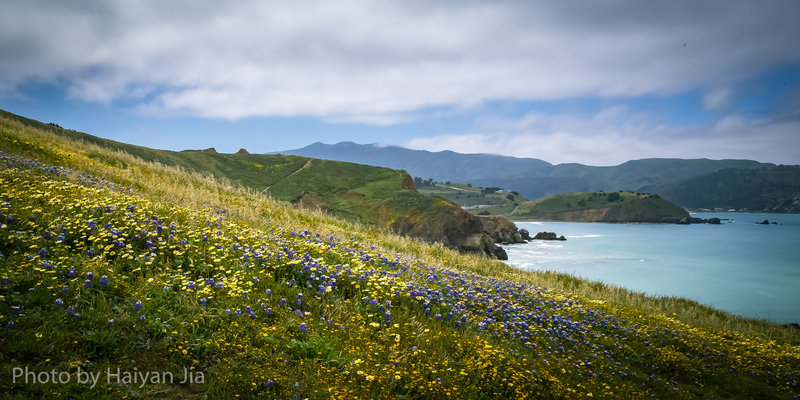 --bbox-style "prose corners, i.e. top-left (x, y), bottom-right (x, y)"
top-left (402, 108), bottom-right (800, 166)
top-left (2, 0), bottom-right (800, 122)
